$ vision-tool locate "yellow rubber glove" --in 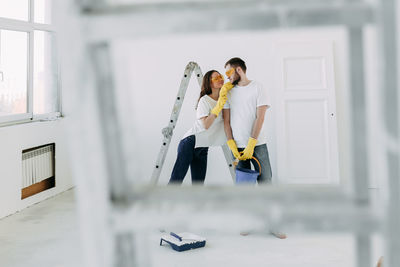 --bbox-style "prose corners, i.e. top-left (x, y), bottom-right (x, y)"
top-left (210, 82), bottom-right (234, 117)
top-left (240, 137), bottom-right (257, 160)
top-left (219, 82), bottom-right (234, 98)
top-left (227, 139), bottom-right (241, 160)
